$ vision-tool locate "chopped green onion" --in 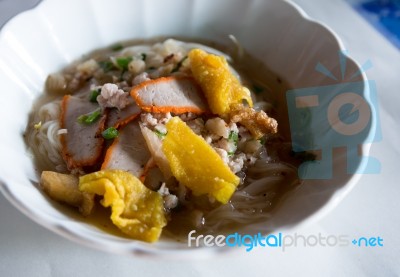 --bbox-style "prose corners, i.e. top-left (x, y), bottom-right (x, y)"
top-left (89, 89), bottom-right (101, 103)
top-left (119, 69), bottom-right (126, 81)
top-left (111, 44), bottom-right (124, 52)
top-left (77, 108), bottom-right (102, 125)
top-left (253, 85), bottom-right (264, 94)
top-left (228, 131), bottom-right (239, 145)
top-left (34, 121), bottom-right (42, 130)
top-left (258, 136), bottom-right (266, 145)
top-left (116, 57), bottom-right (133, 70)
top-left (154, 129), bottom-right (167, 139)
top-left (141, 53), bottom-right (147, 61)
top-left (102, 127), bottom-right (119, 140)
top-left (228, 151), bottom-right (235, 157)
top-left (98, 60), bottom-right (116, 72)
top-left (242, 99), bottom-right (251, 107)
top-left (171, 56), bottom-right (188, 73)
top-left (290, 151), bottom-right (316, 162)
top-left (227, 132), bottom-right (238, 156)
